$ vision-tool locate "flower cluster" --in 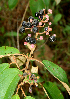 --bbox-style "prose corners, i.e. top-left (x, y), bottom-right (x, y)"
top-left (19, 9), bottom-right (56, 49)
top-left (23, 72), bottom-right (39, 93)
top-left (18, 9), bottom-right (56, 94)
